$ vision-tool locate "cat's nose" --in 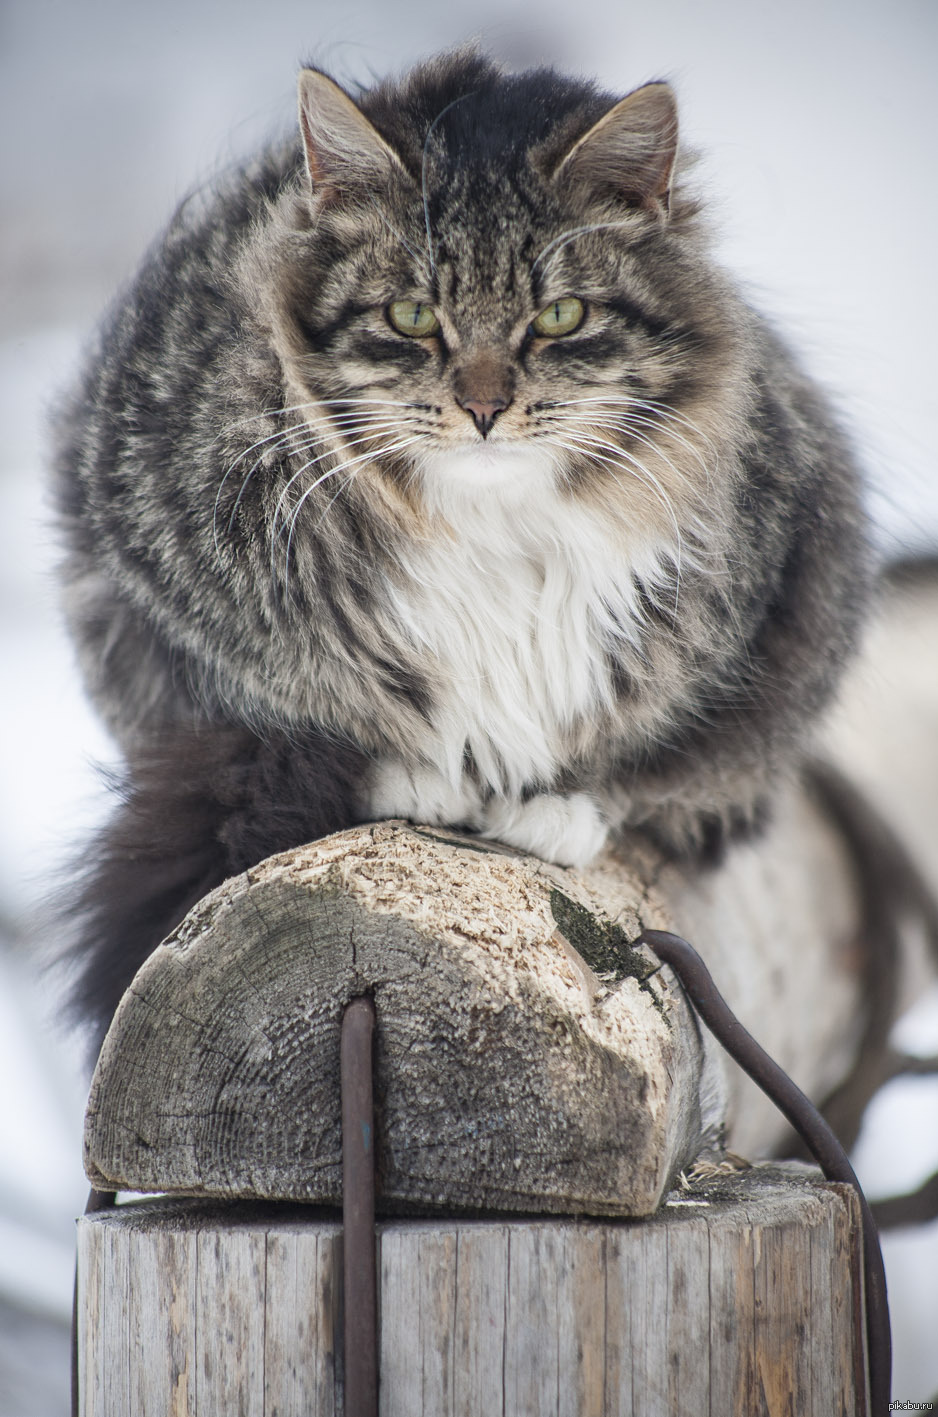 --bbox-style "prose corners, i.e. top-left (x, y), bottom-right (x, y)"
top-left (458, 397), bottom-right (509, 438)
top-left (453, 351), bottom-right (514, 438)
